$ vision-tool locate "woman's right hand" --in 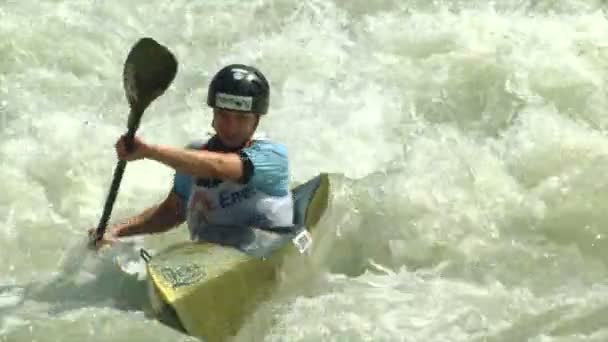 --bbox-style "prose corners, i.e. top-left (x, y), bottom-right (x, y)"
top-left (88, 227), bottom-right (121, 250)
